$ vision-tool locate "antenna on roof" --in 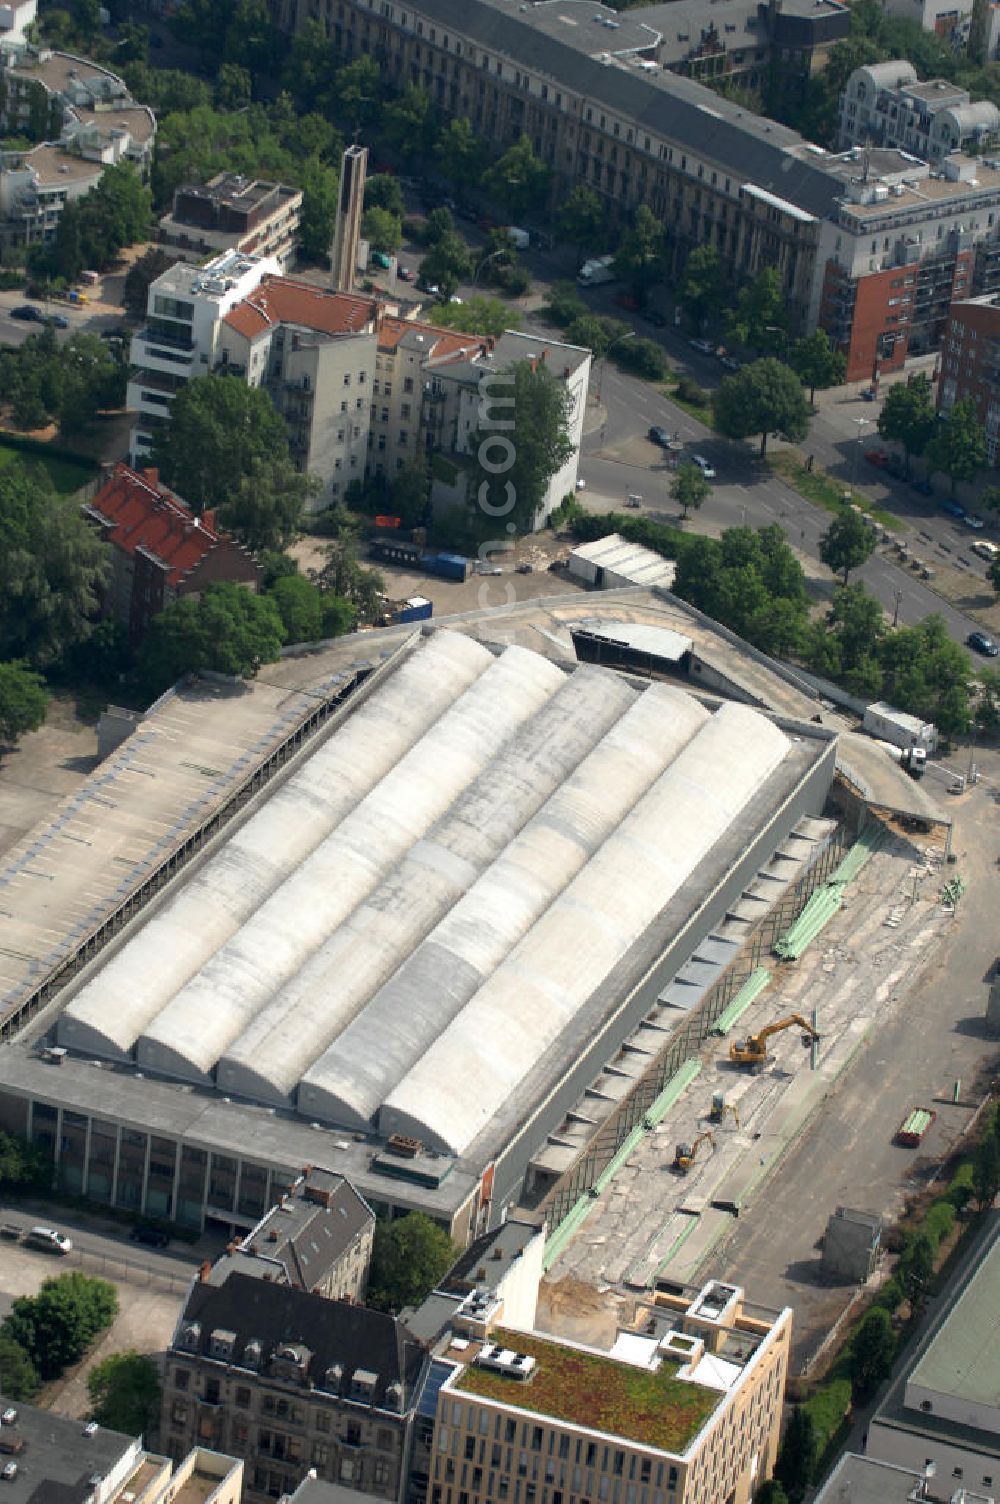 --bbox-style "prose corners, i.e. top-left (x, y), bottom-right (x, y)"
top-left (862, 140), bottom-right (872, 182)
